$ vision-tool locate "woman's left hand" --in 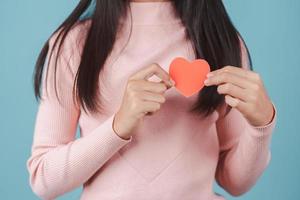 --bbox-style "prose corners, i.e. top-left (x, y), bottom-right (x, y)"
top-left (204, 66), bottom-right (275, 127)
